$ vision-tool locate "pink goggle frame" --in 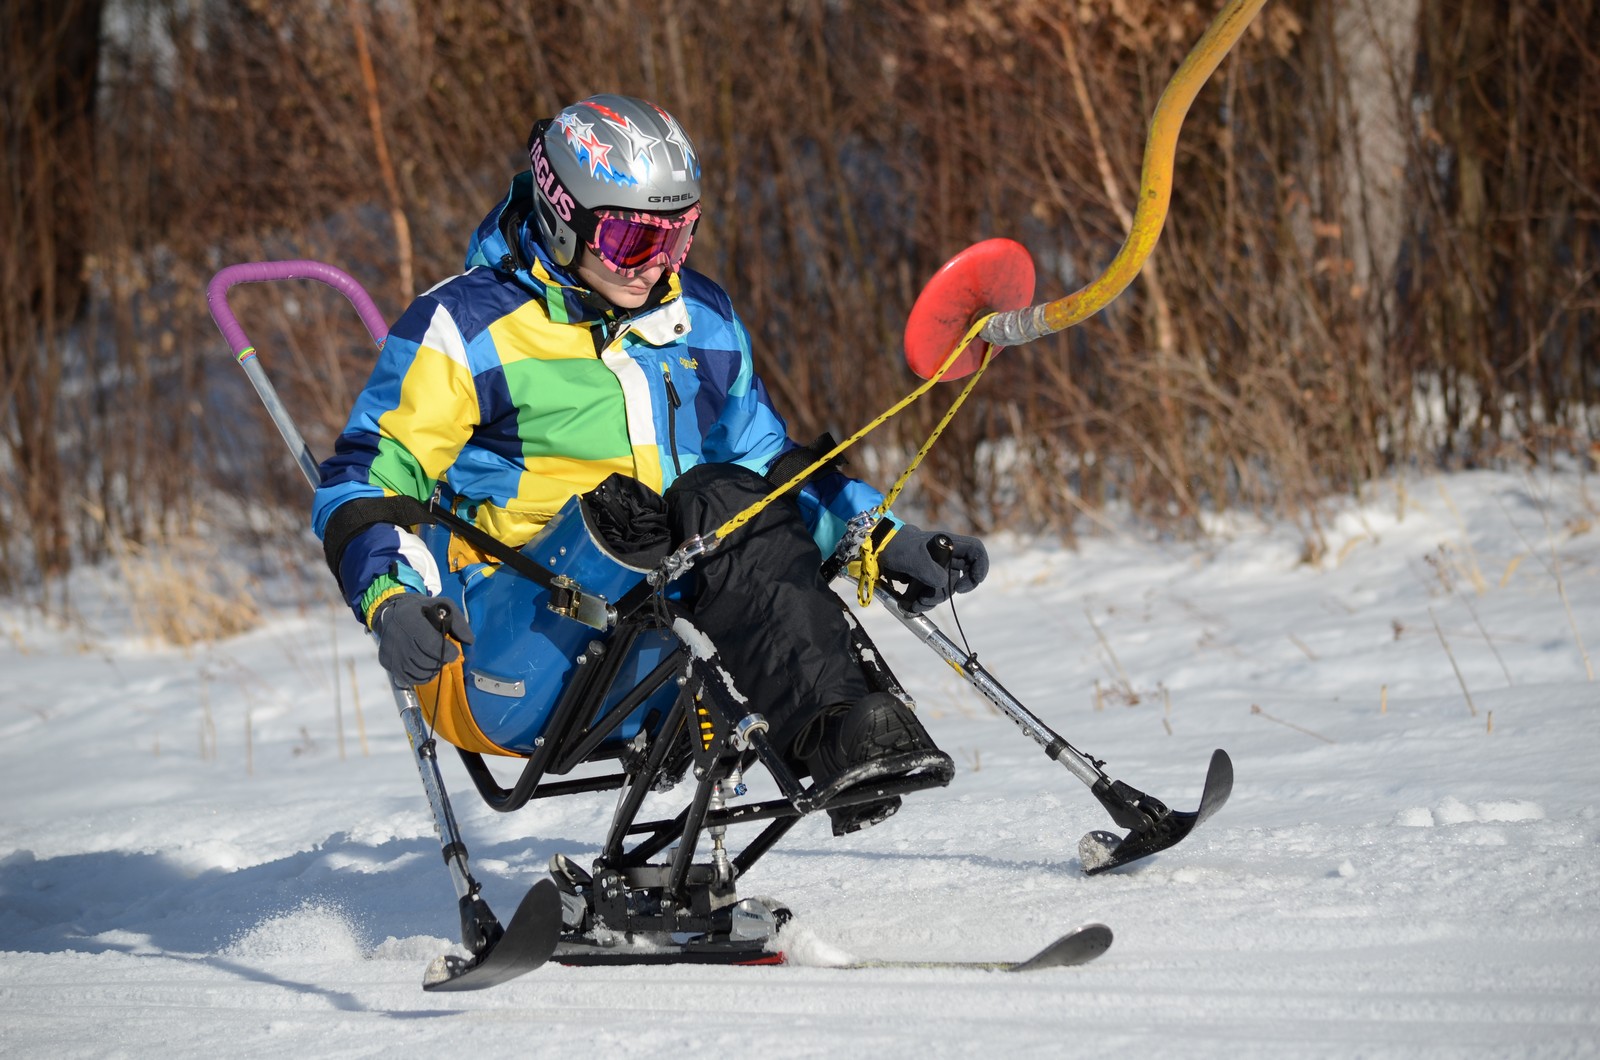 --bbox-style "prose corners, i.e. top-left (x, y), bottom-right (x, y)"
top-left (588, 205), bottom-right (701, 278)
